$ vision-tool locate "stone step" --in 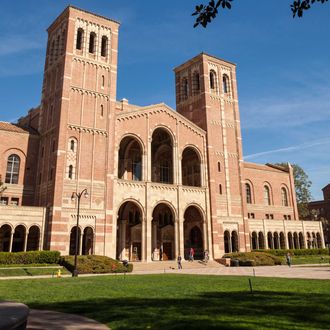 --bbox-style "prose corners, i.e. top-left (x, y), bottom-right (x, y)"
top-left (131, 260), bottom-right (223, 271)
